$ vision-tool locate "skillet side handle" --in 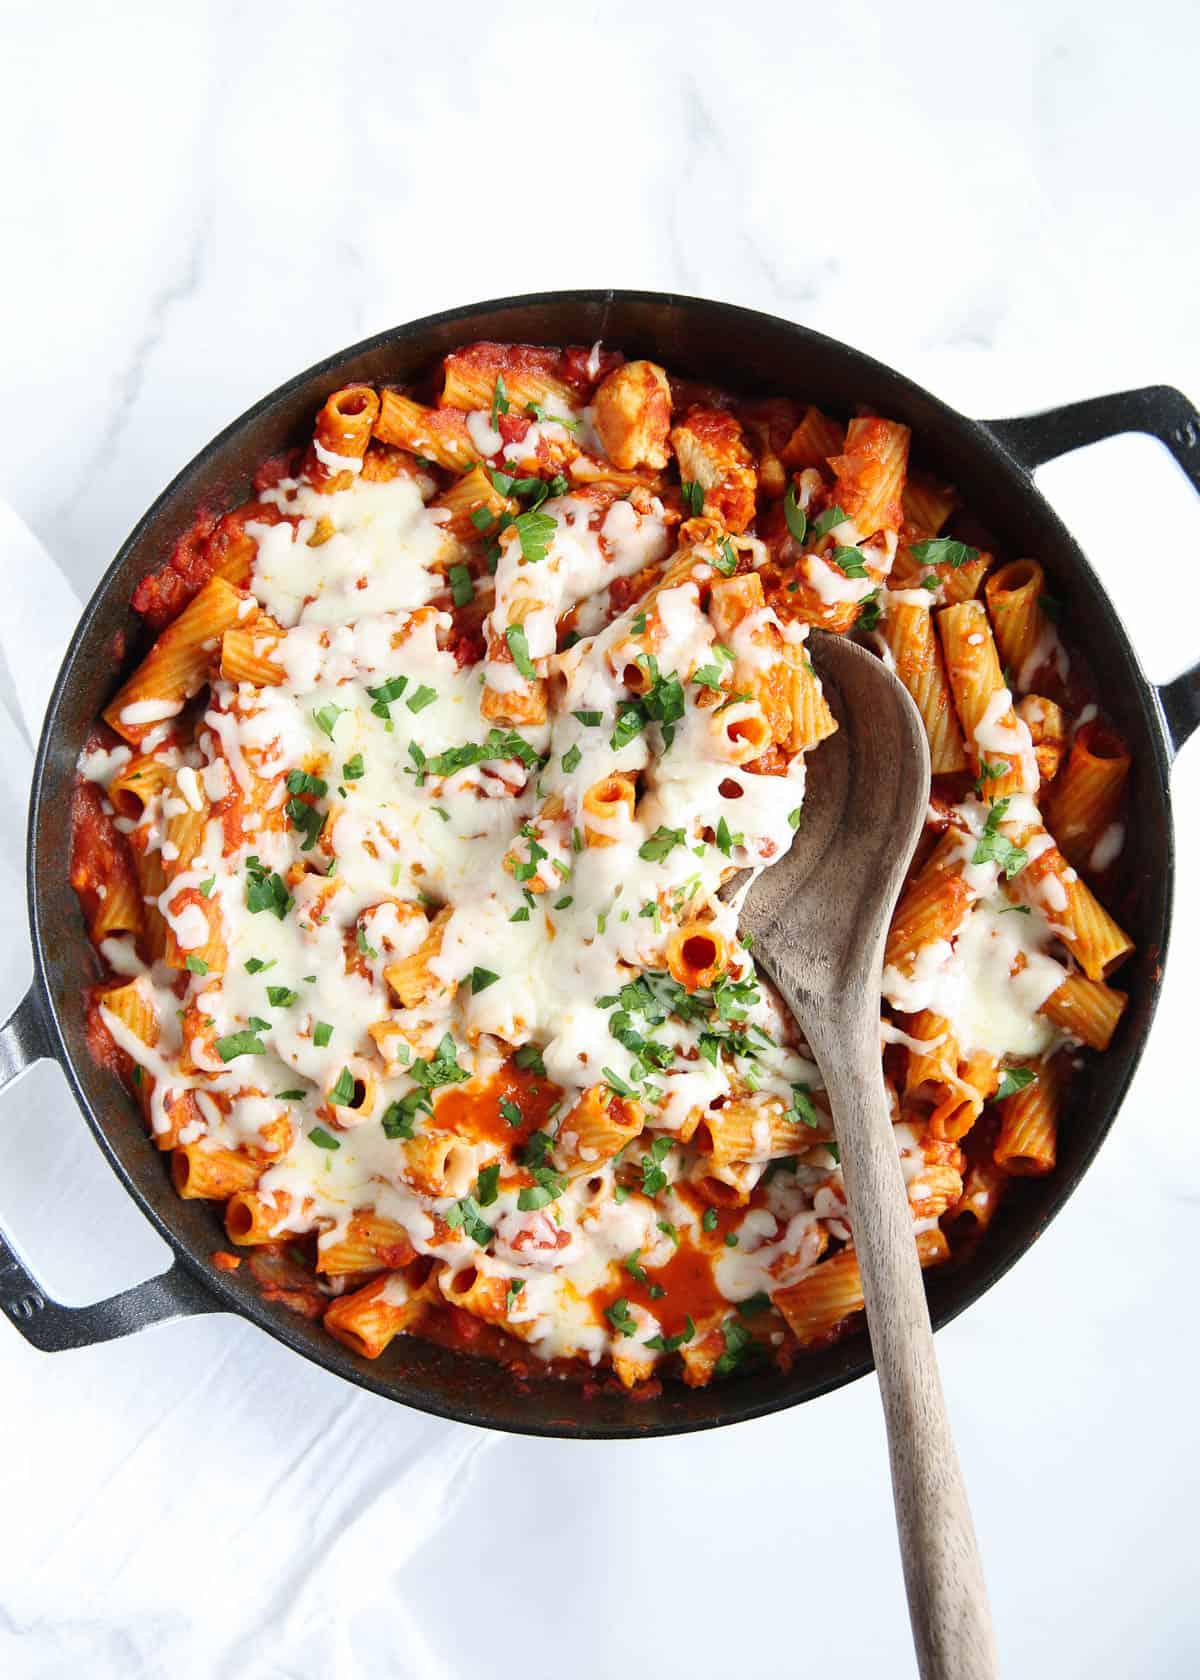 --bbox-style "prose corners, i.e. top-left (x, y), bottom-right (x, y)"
top-left (0, 984), bottom-right (220, 1352)
top-left (983, 385), bottom-right (1200, 760)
